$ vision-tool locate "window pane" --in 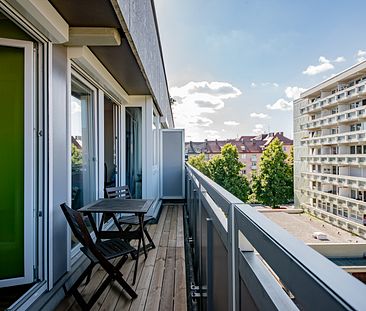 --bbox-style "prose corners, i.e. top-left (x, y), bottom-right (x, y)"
top-left (126, 107), bottom-right (142, 198)
top-left (71, 76), bottom-right (96, 247)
